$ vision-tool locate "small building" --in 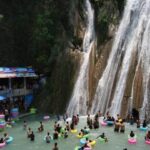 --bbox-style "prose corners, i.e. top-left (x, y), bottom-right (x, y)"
top-left (0, 67), bottom-right (38, 112)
